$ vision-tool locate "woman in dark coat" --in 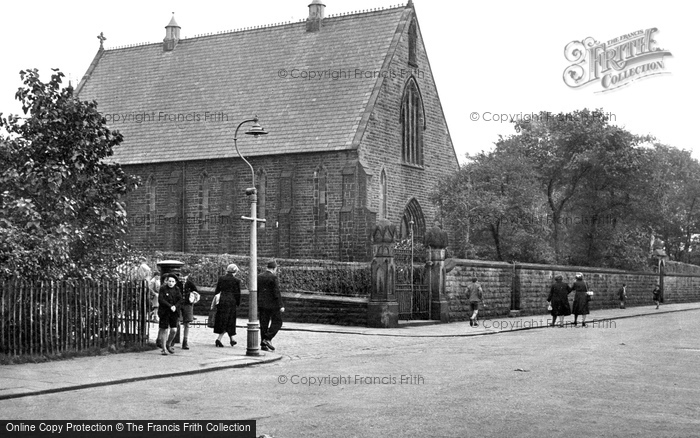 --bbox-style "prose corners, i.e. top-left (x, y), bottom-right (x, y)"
top-left (571, 272), bottom-right (592, 327)
top-left (213, 264), bottom-right (242, 347)
top-left (547, 275), bottom-right (571, 327)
